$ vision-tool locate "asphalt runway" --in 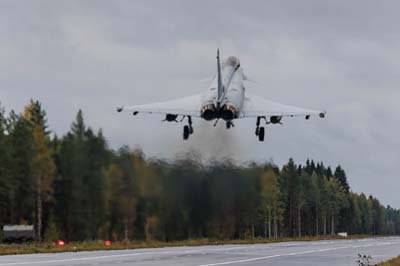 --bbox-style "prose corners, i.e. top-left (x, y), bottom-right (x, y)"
top-left (0, 237), bottom-right (399, 266)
